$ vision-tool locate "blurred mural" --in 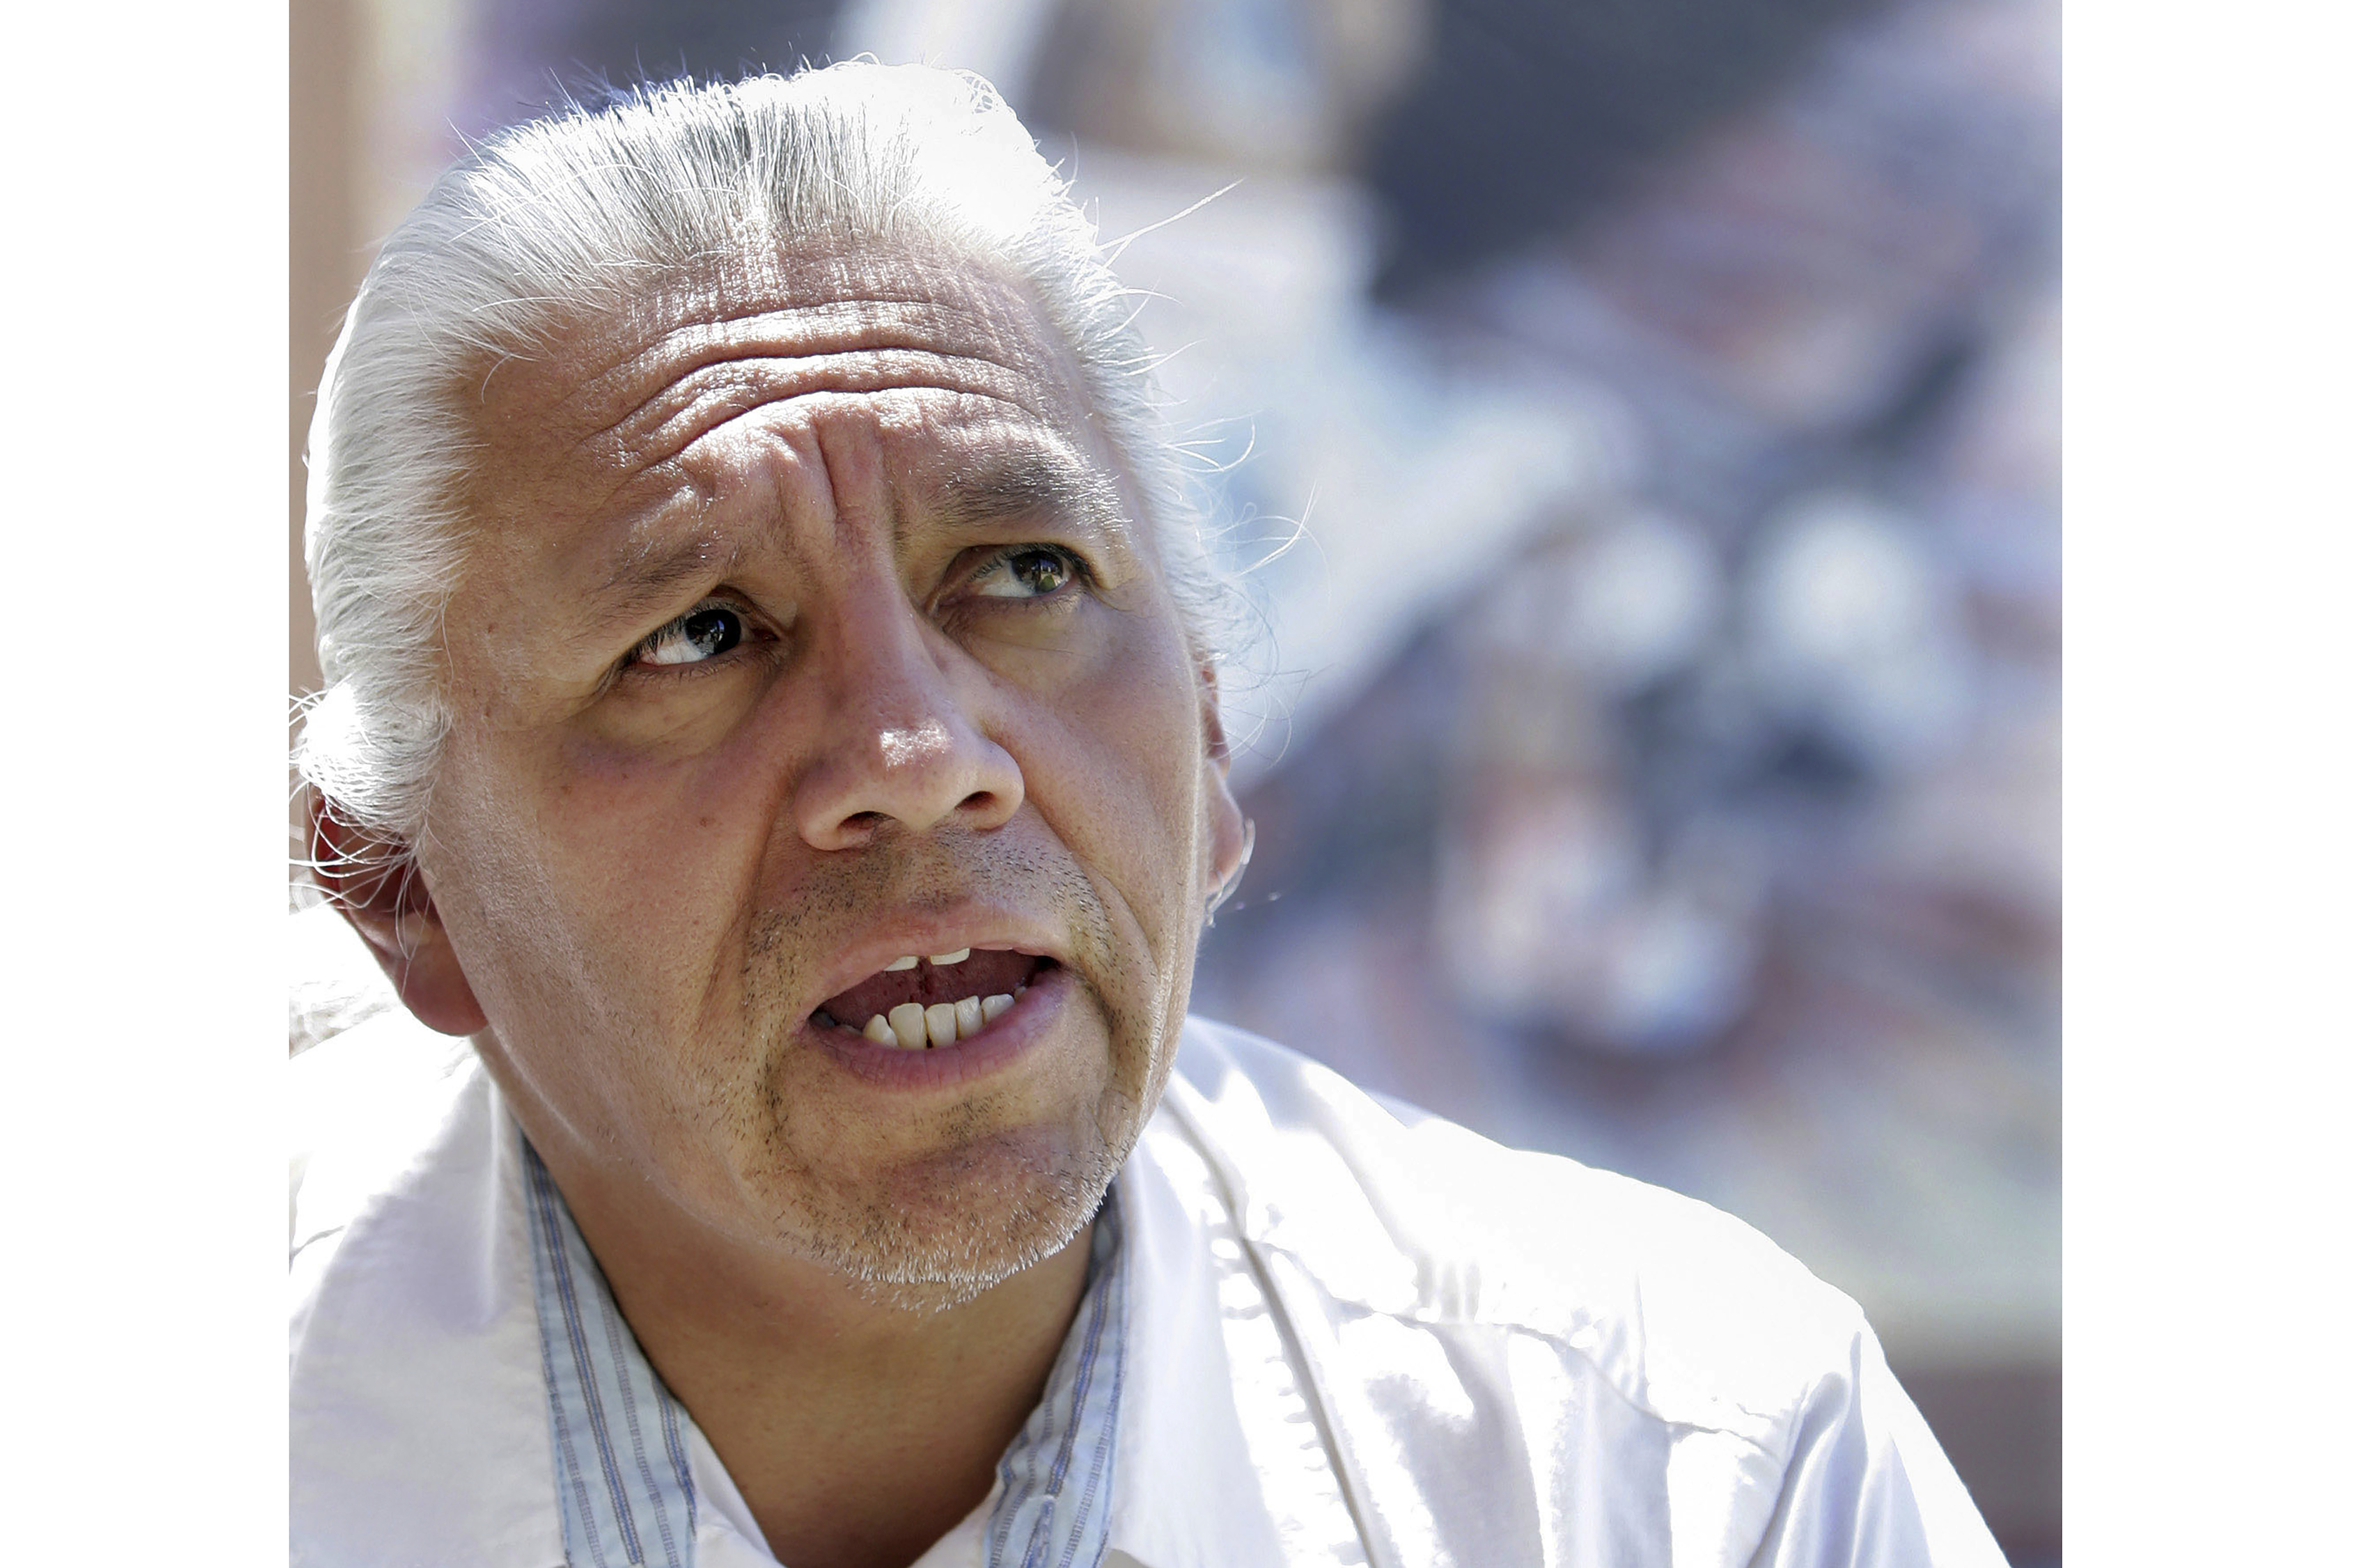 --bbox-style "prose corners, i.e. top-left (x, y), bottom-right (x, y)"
top-left (291, 0), bottom-right (2059, 1557)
